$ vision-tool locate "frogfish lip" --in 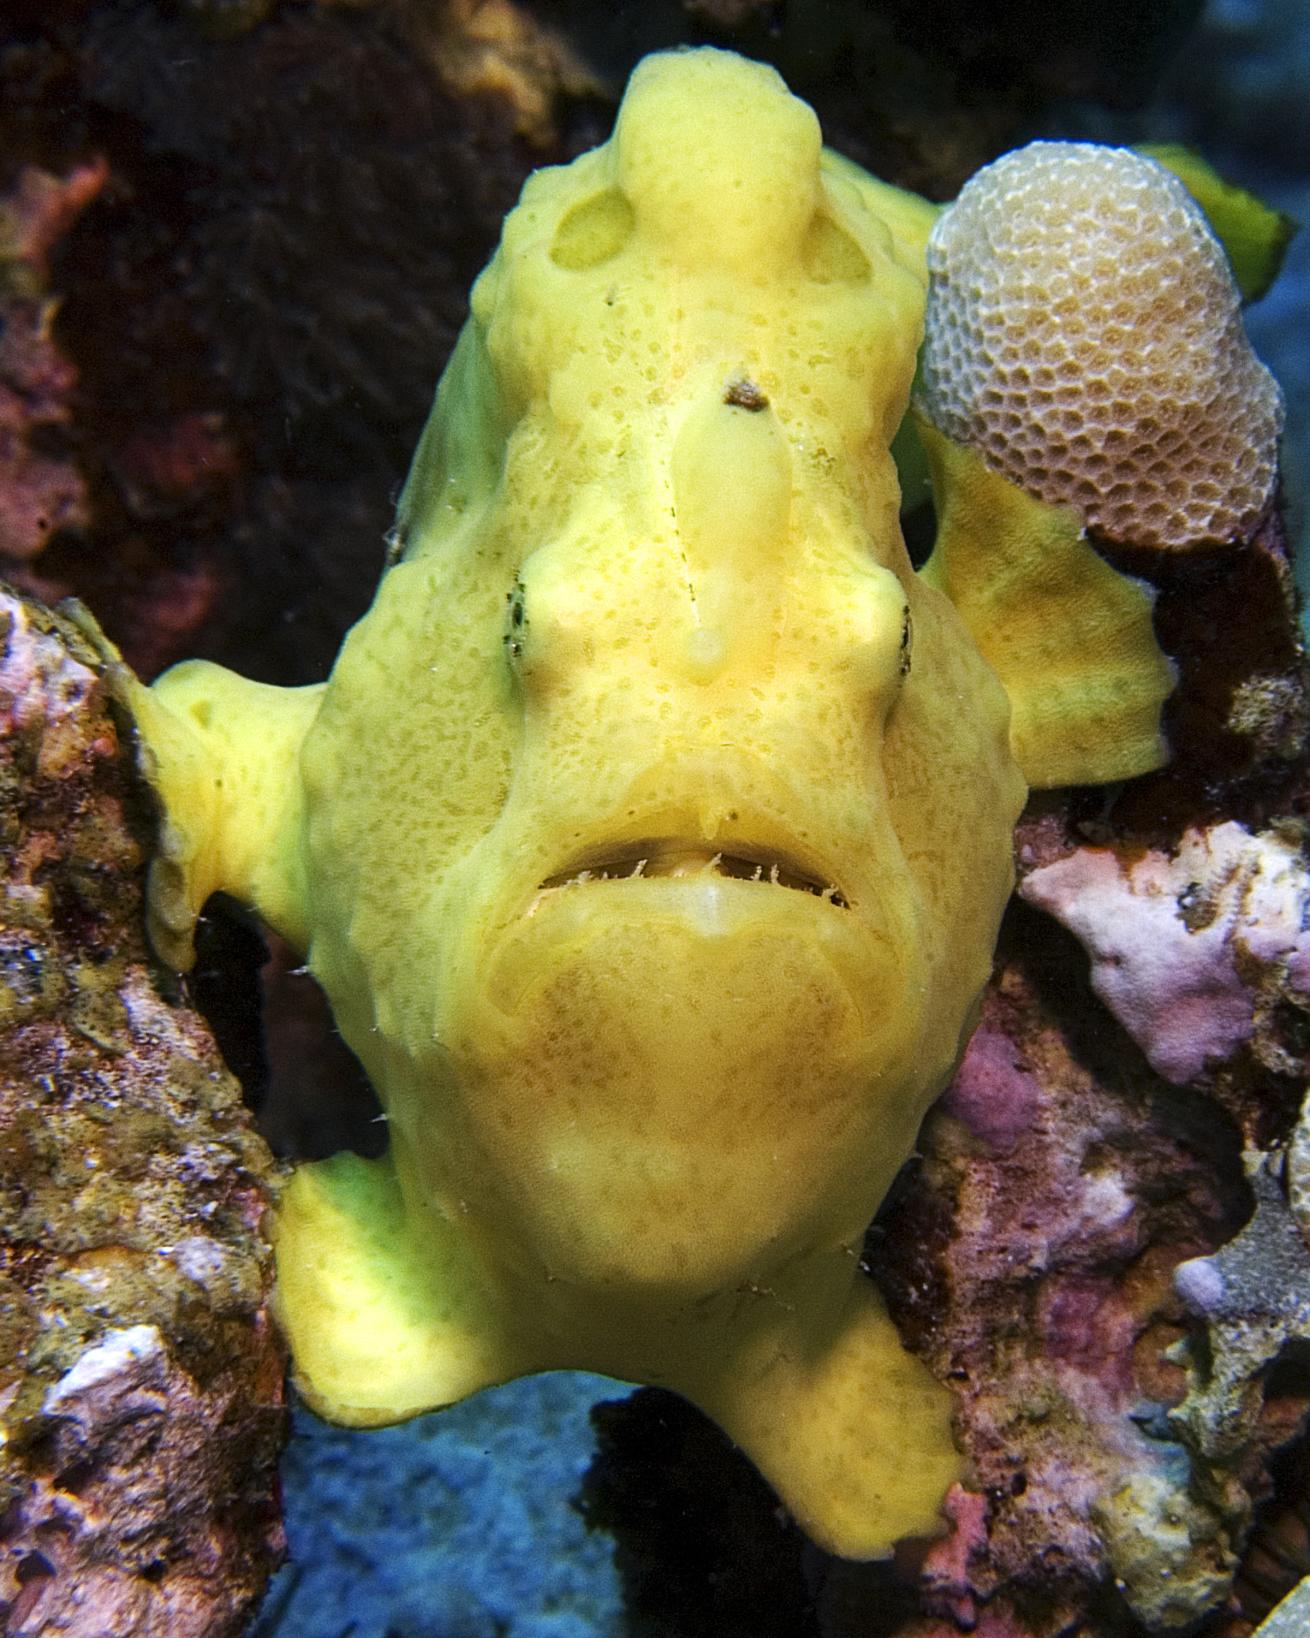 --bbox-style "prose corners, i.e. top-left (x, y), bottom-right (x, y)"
top-left (528, 837), bottom-right (850, 912)
top-left (479, 825), bottom-right (896, 1036)
top-left (473, 819), bottom-right (898, 1024)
